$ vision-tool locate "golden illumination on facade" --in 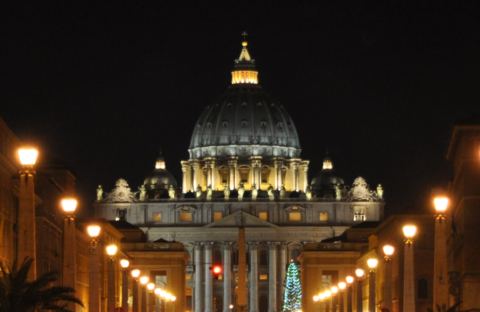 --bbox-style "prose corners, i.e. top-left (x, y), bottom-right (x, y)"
top-left (231, 70), bottom-right (258, 85)
top-left (258, 211), bottom-right (268, 221)
top-left (213, 211), bottom-right (223, 221)
top-left (288, 212), bottom-right (302, 222)
top-left (179, 211), bottom-right (193, 222)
